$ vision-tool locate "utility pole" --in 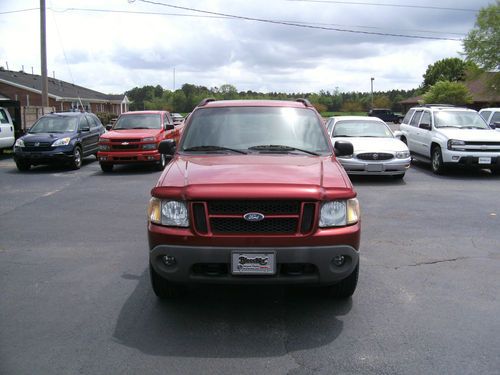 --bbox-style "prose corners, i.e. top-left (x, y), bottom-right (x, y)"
top-left (40, 0), bottom-right (49, 109)
top-left (370, 77), bottom-right (375, 109)
top-left (173, 67), bottom-right (176, 91)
